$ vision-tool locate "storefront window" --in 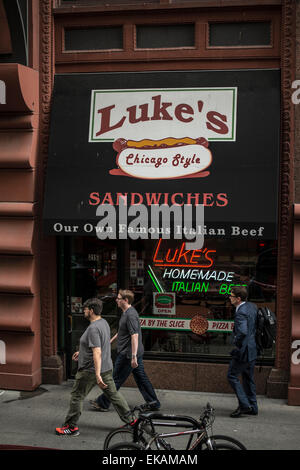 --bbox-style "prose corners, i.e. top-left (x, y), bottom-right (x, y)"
top-left (65, 237), bottom-right (277, 373)
top-left (126, 238), bottom-right (277, 361)
top-left (66, 236), bottom-right (276, 369)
